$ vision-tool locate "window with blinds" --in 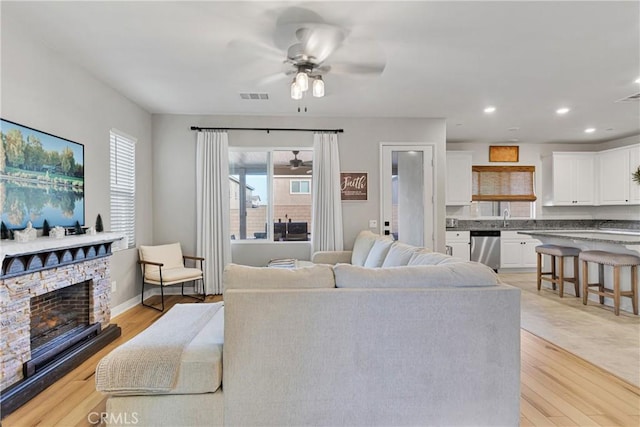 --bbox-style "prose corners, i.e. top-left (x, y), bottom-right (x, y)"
top-left (110, 131), bottom-right (136, 249)
top-left (472, 166), bottom-right (536, 201)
